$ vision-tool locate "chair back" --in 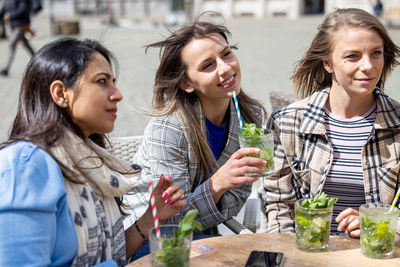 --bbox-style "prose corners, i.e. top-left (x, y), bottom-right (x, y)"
top-left (108, 135), bottom-right (143, 162)
top-left (269, 91), bottom-right (297, 111)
